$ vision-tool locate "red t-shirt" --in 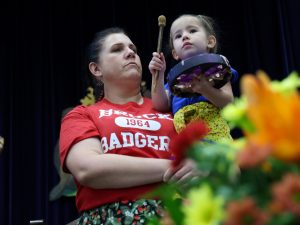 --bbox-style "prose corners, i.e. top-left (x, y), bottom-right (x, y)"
top-left (60, 98), bottom-right (176, 212)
